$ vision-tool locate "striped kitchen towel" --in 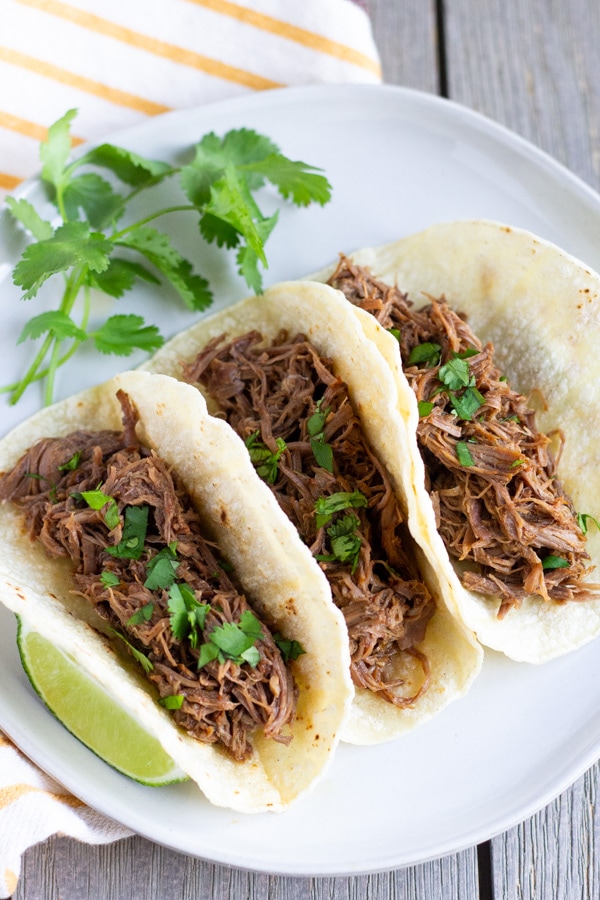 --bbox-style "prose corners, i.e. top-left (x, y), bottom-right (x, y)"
top-left (0, 0), bottom-right (381, 200)
top-left (0, 1), bottom-right (381, 895)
